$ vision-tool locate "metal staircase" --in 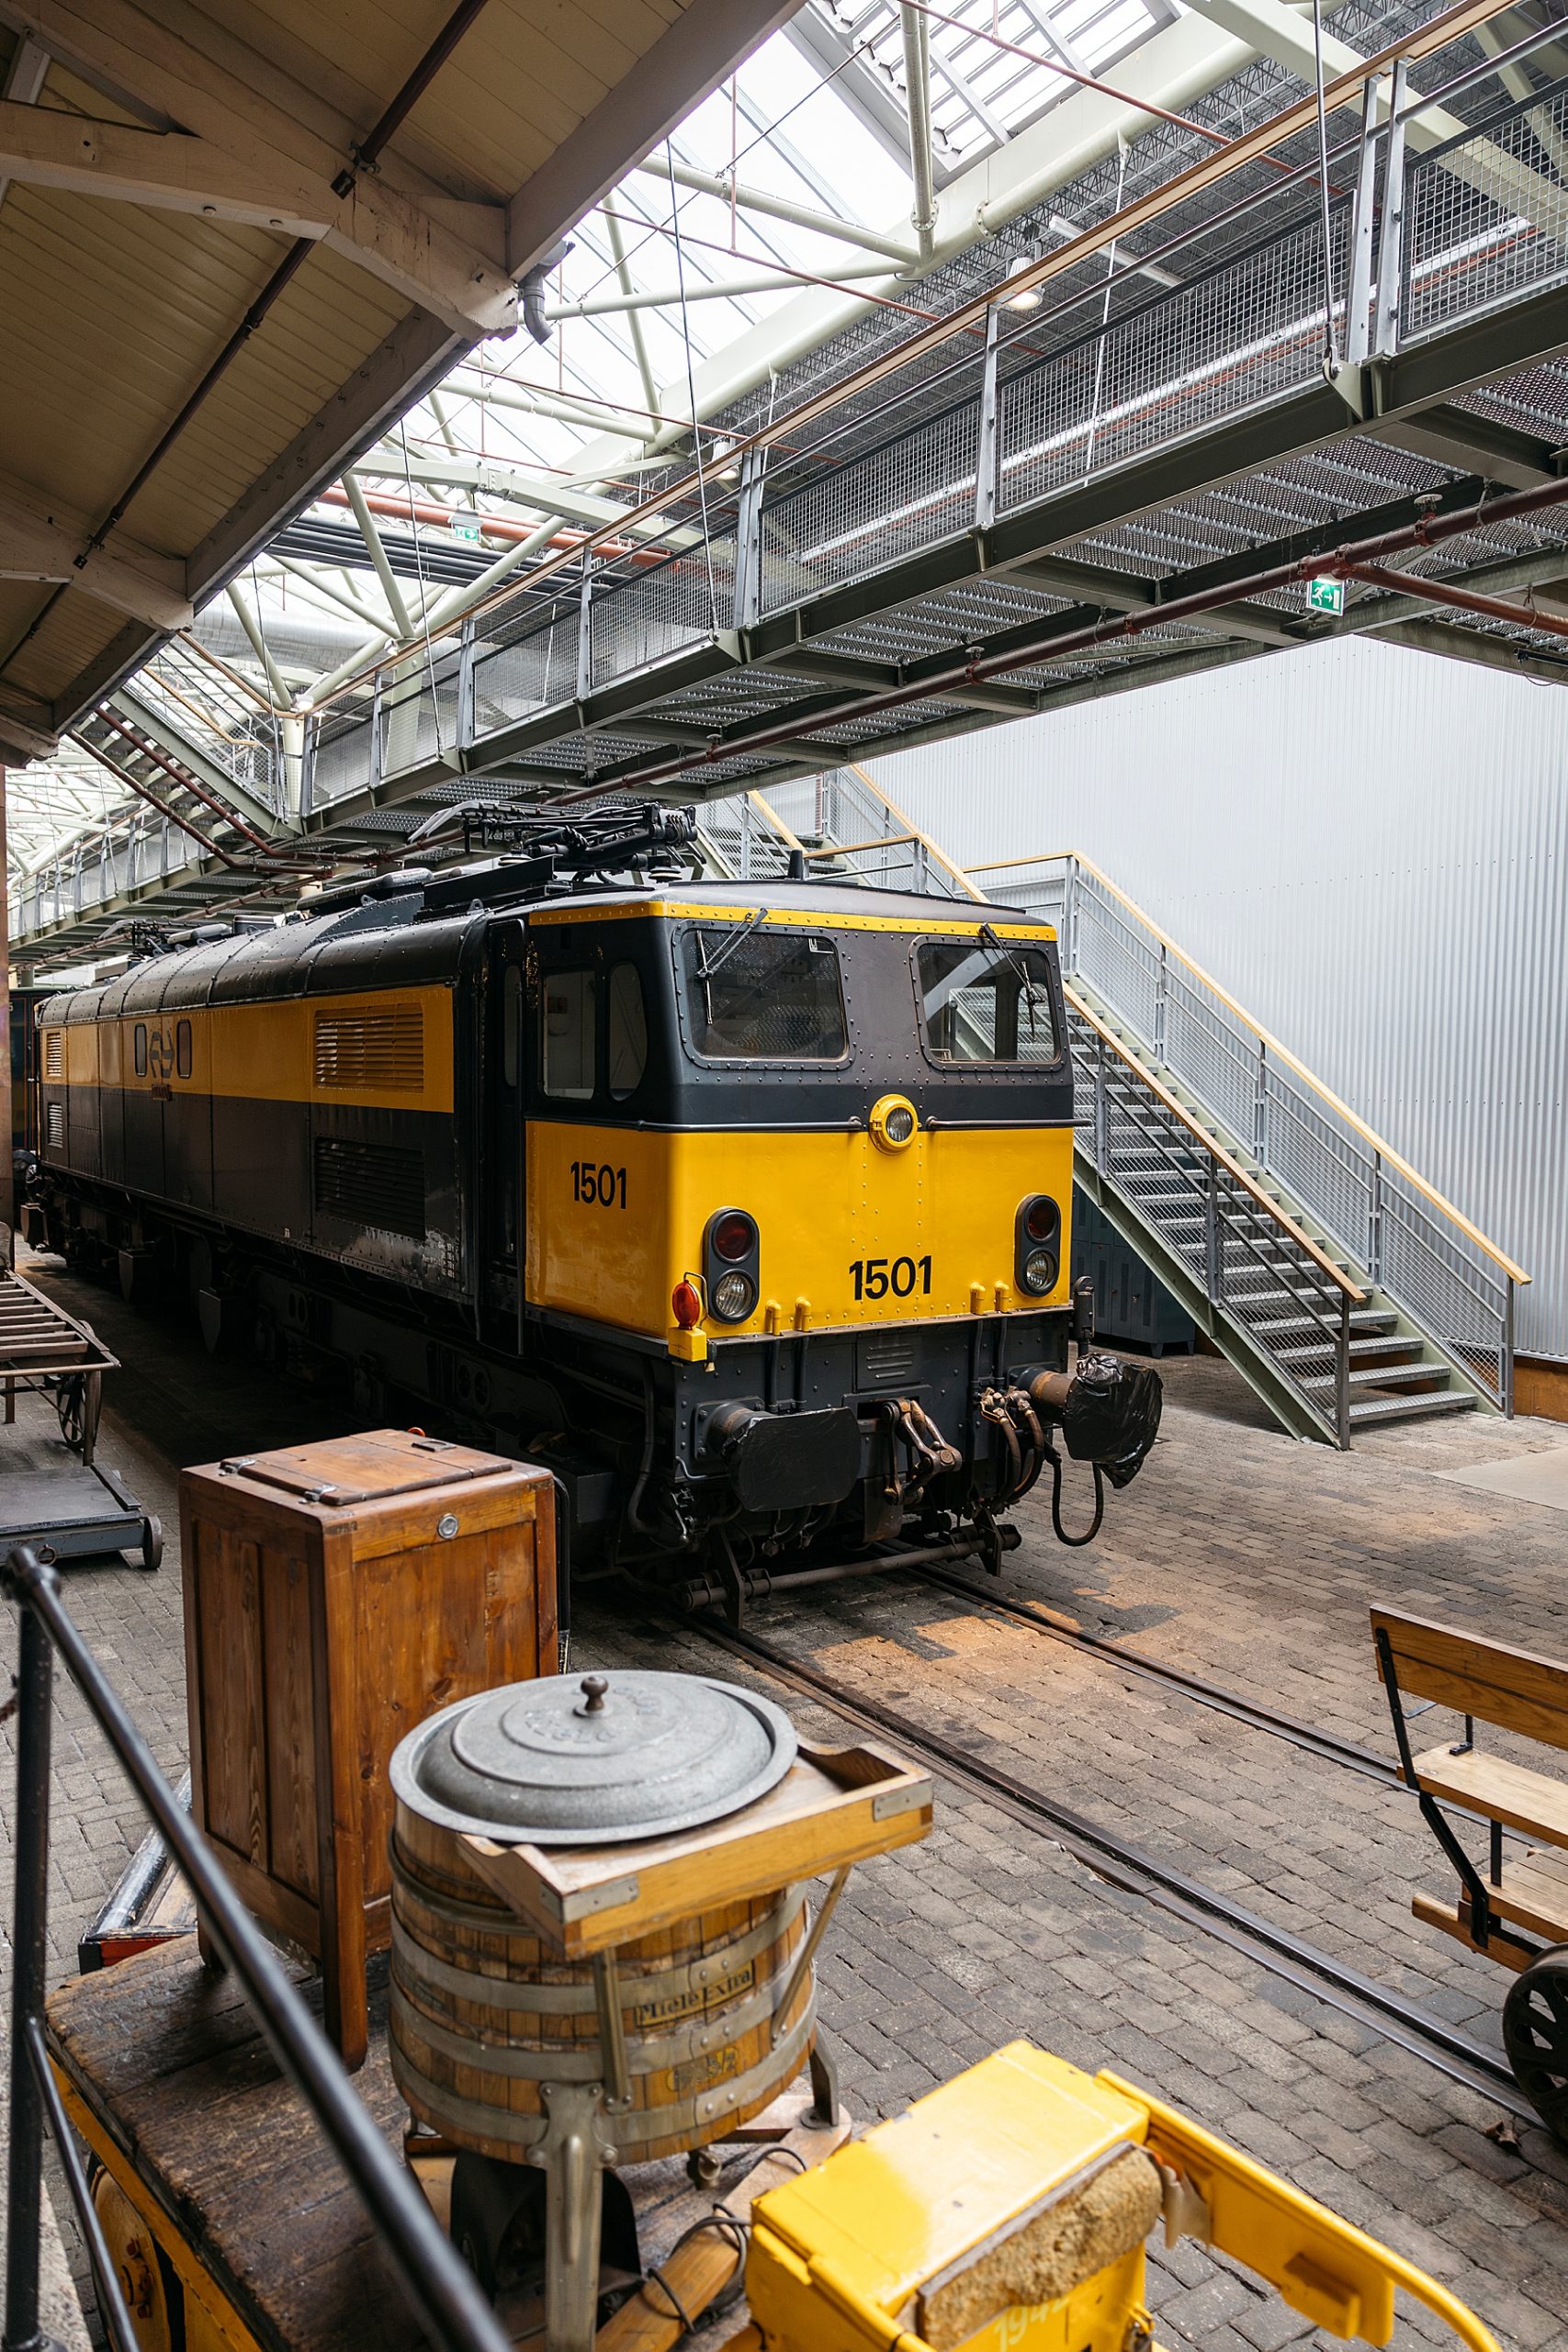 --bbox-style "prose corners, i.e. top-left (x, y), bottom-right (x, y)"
top-left (721, 765), bottom-right (1526, 1448)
